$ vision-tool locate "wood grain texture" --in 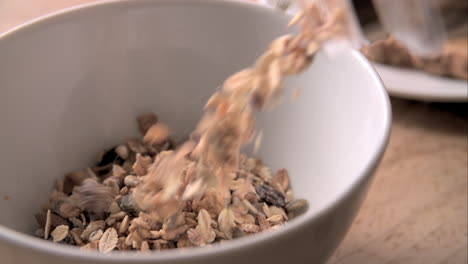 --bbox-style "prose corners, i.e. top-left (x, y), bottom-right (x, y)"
top-left (1, 1), bottom-right (467, 263)
top-left (329, 99), bottom-right (467, 264)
